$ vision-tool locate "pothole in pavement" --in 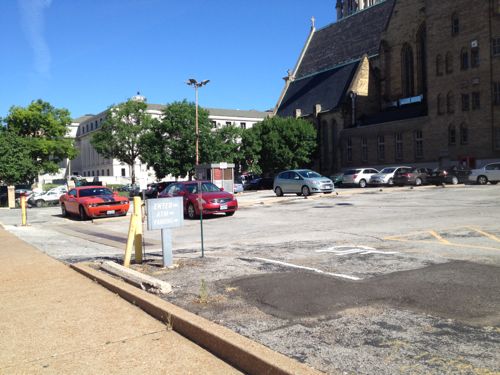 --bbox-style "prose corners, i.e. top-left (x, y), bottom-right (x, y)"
top-left (229, 261), bottom-right (500, 326)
